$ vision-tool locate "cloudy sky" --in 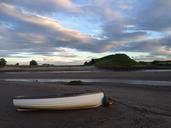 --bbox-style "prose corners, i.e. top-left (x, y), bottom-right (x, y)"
top-left (0, 0), bottom-right (171, 65)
